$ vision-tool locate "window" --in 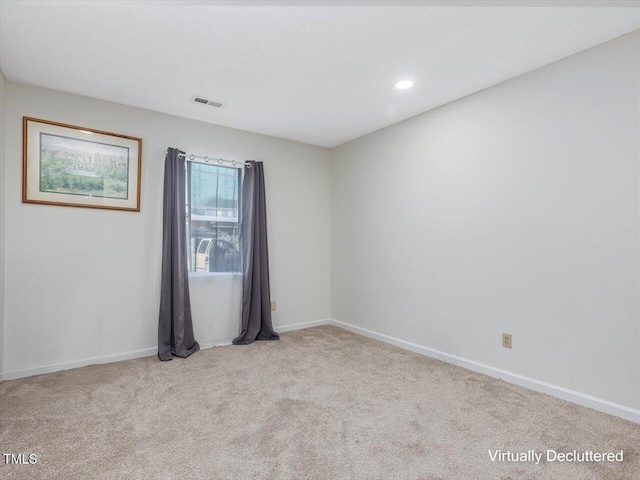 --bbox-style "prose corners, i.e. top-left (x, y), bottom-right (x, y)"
top-left (187, 162), bottom-right (241, 273)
